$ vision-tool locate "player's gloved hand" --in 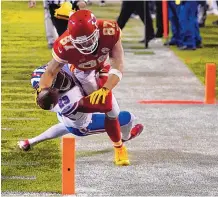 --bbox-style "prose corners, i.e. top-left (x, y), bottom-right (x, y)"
top-left (89, 87), bottom-right (110, 105)
top-left (54, 2), bottom-right (73, 20)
